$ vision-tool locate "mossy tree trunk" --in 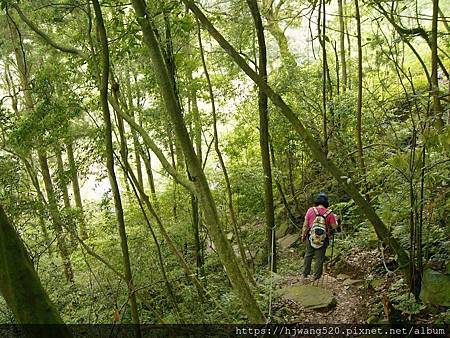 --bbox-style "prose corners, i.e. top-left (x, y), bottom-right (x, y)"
top-left (131, 0), bottom-right (266, 323)
top-left (247, 0), bottom-right (276, 272)
top-left (0, 205), bottom-right (71, 337)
